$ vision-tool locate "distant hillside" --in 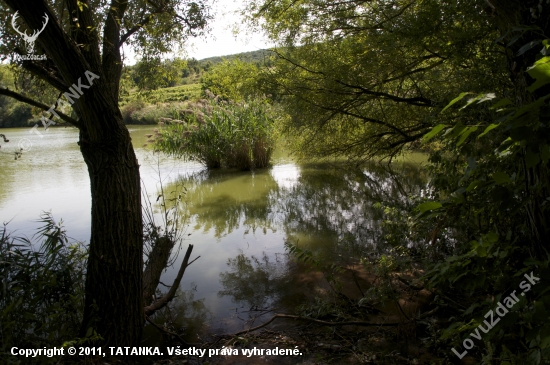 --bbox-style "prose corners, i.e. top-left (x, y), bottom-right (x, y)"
top-left (199, 49), bottom-right (273, 66)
